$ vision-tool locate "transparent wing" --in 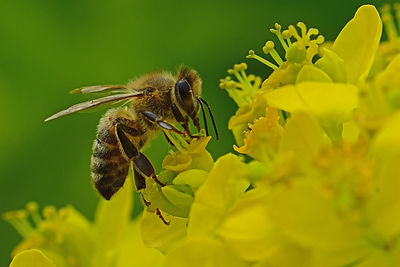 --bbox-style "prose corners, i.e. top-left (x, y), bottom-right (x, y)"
top-left (69, 85), bottom-right (129, 95)
top-left (45, 92), bottom-right (144, 122)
